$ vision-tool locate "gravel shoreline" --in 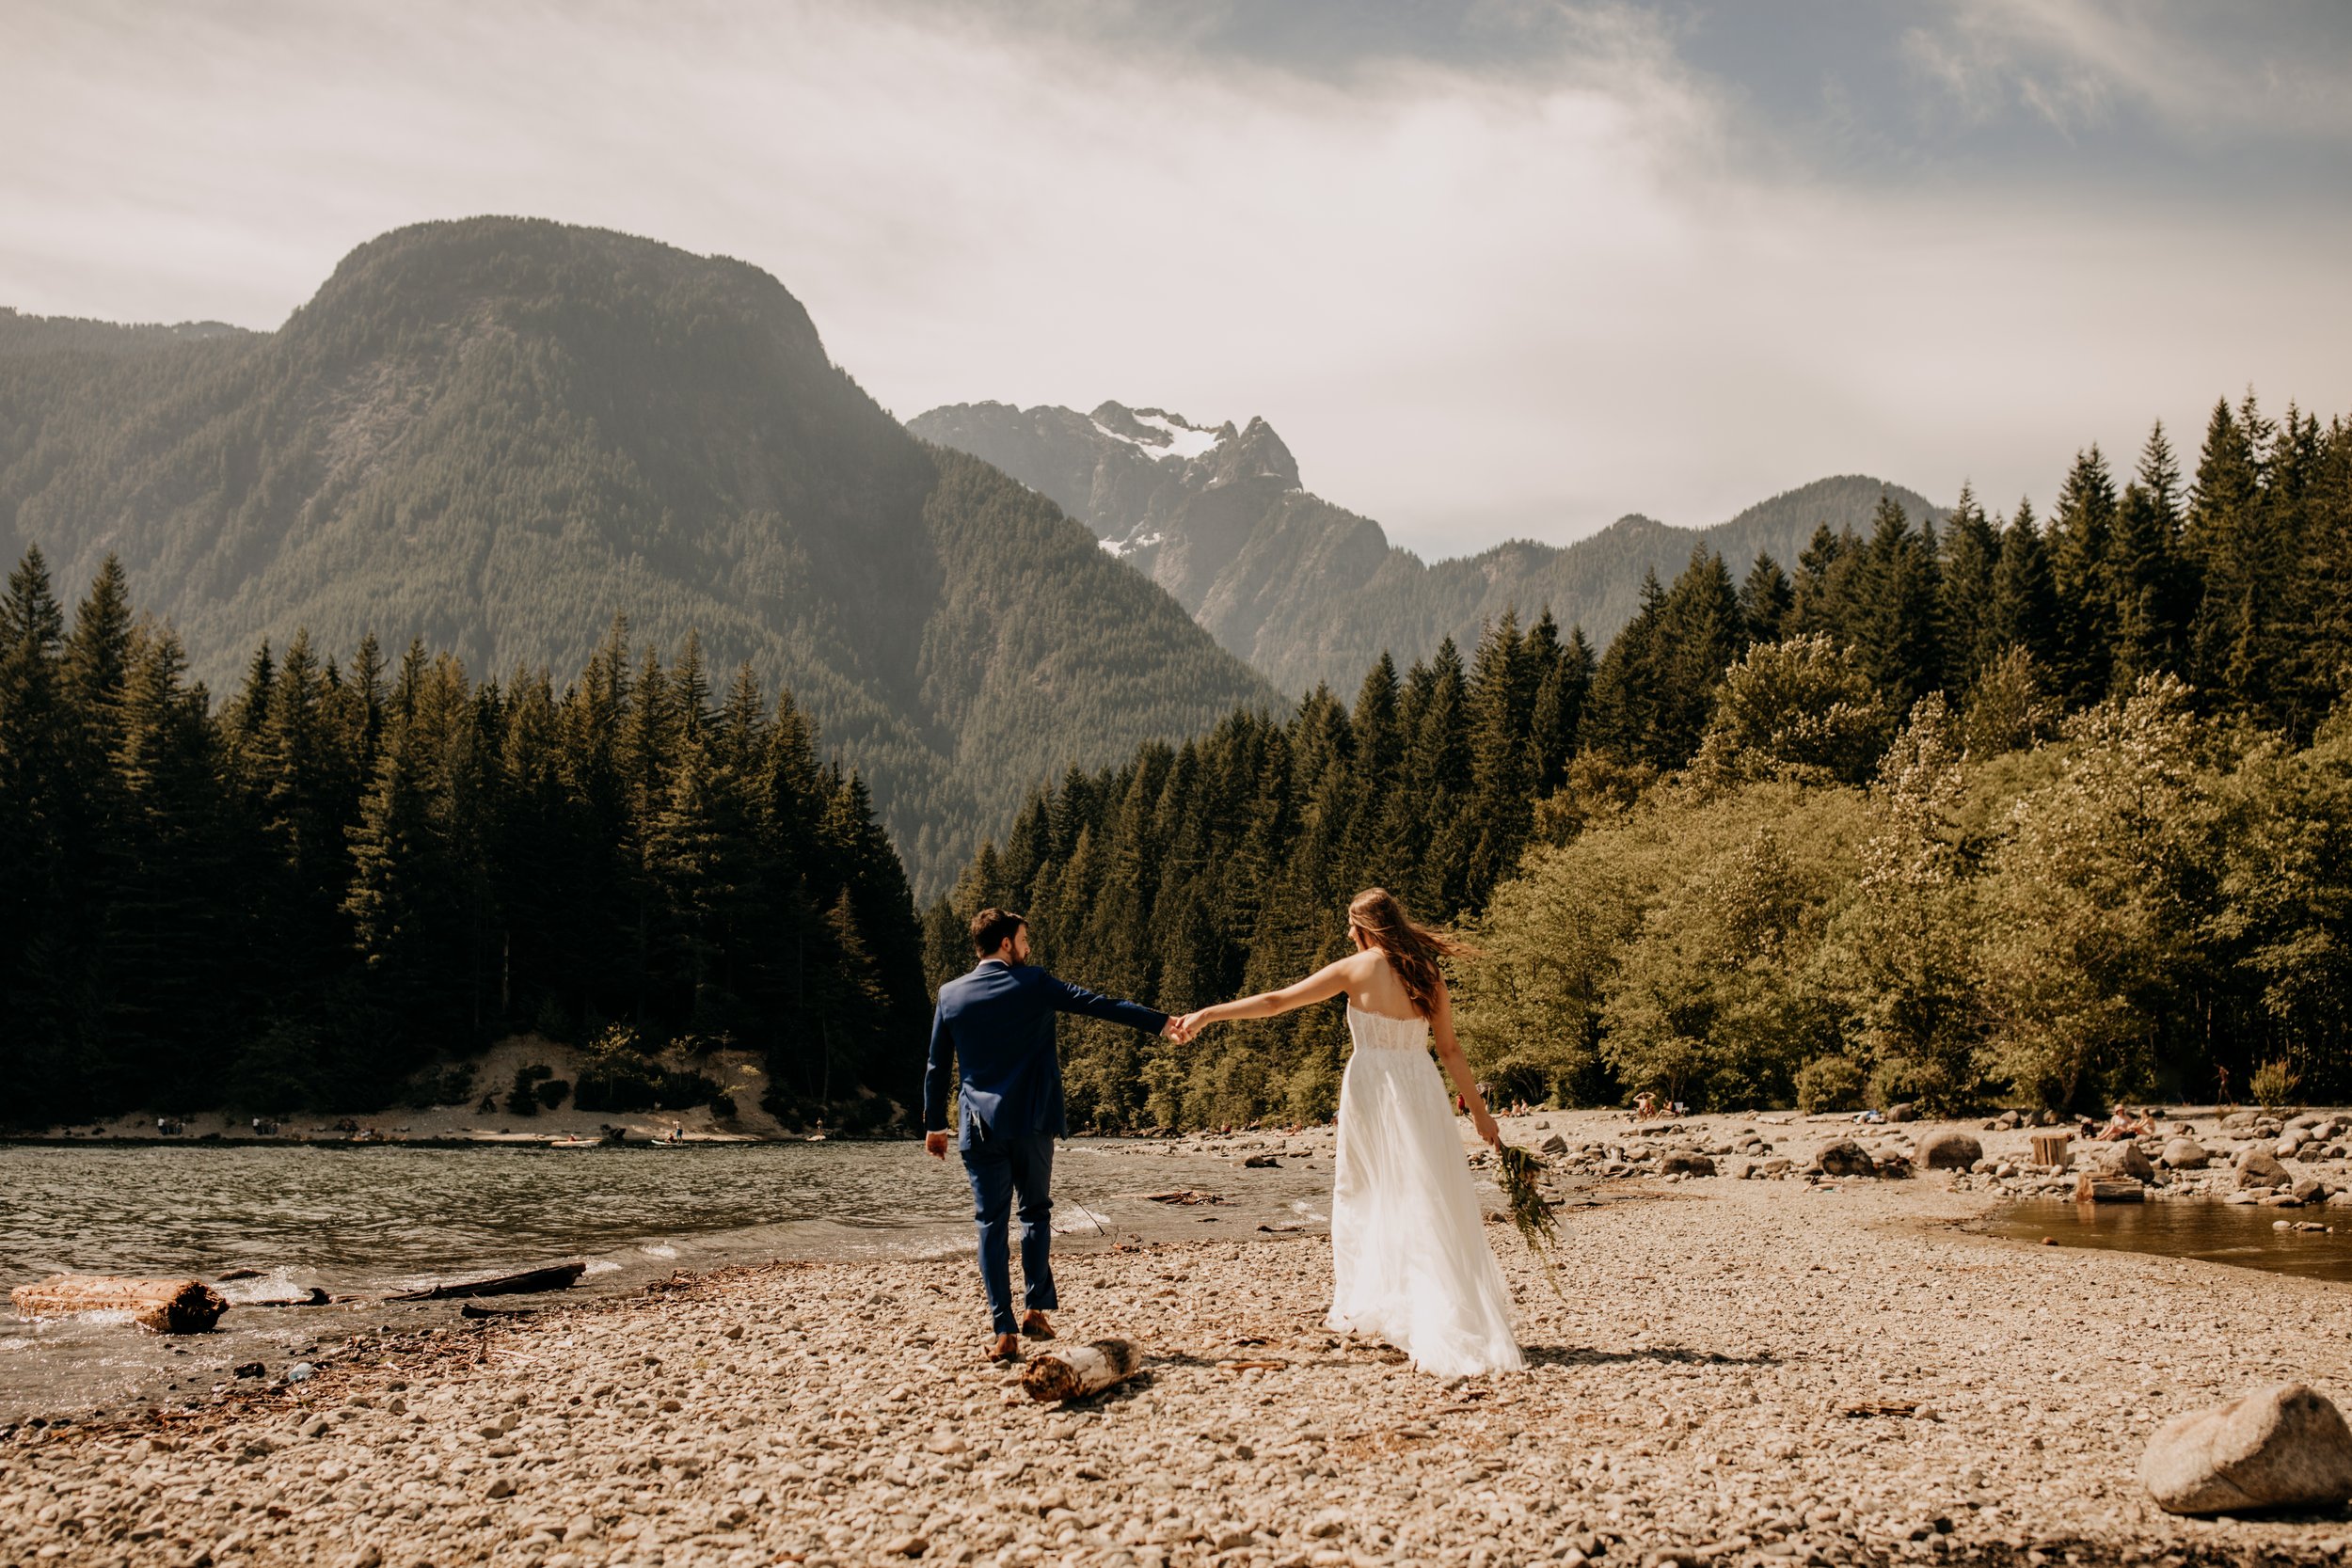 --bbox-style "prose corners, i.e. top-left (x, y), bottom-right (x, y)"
top-left (7, 1117), bottom-right (2352, 1568)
